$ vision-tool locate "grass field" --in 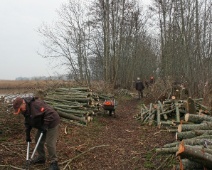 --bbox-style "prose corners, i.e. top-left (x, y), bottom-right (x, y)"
top-left (0, 80), bottom-right (72, 89)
